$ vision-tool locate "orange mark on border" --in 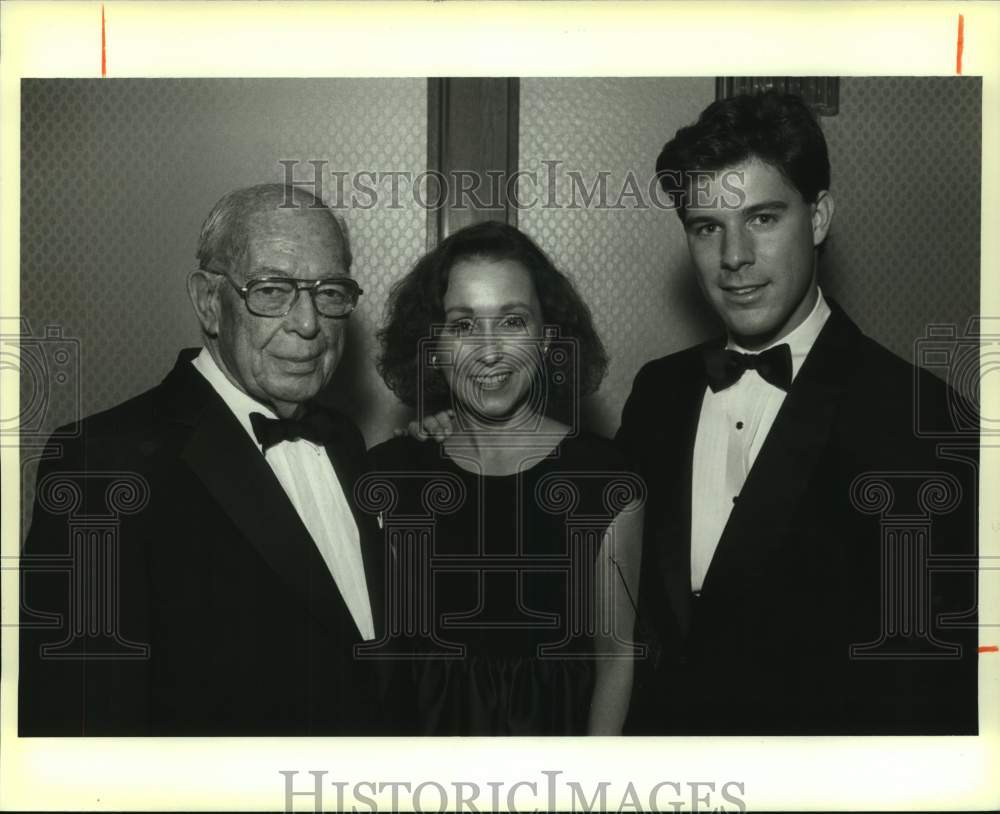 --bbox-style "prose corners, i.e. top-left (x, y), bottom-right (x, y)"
top-left (101, 5), bottom-right (107, 77)
top-left (956, 14), bottom-right (964, 75)
top-left (978, 645), bottom-right (998, 653)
